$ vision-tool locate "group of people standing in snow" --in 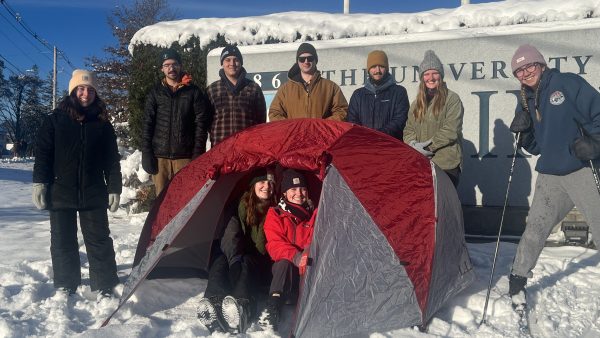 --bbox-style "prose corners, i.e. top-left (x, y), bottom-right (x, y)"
top-left (30, 40), bottom-right (600, 333)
